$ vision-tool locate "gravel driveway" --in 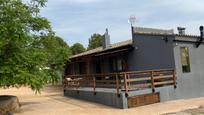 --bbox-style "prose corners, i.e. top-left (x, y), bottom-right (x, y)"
top-left (1, 86), bottom-right (204, 115)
